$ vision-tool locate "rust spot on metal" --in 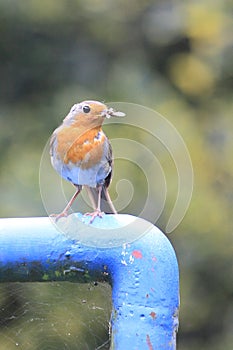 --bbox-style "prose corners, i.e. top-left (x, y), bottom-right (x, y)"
top-left (150, 311), bottom-right (156, 320)
top-left (132, 250), bottom-right (143, 259)
top-left (146, 334), bottom-right (154, 350)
